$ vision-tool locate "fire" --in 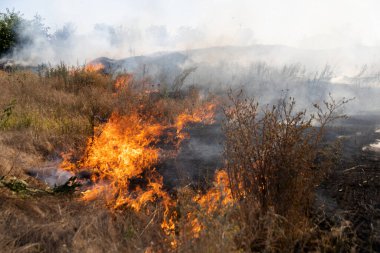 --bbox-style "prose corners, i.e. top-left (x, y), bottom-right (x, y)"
top-left (84, 63), bottom-right (105, 72)
top-left (61, 100), bottom-right (217, 205)
top-left (114, 74), bottom-right (132, 90)
top-left (59, 74), bottom-right (229, 246)
top-left (194, 170), bottom-right (234, 213)
top-left (175, 102), bottom-right (216, 132)
top-left (76, 113), bottom-right (164, 209)
top-left (175, 101), bottom-right (217, 144)
top-left (187, 169), bottom-right (234, 238)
